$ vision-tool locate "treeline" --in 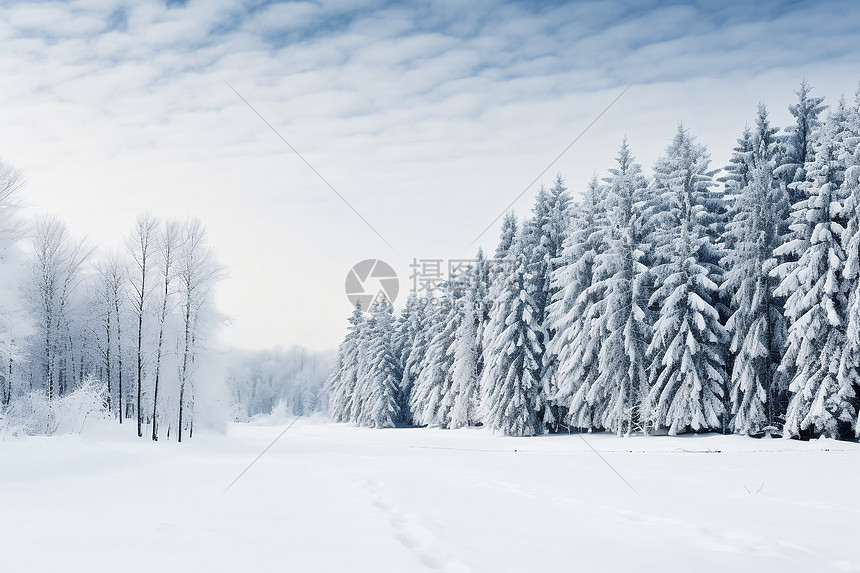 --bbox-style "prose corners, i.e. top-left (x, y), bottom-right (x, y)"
top-left (227, 346), bottom-right (333, 421)
top-left (0, 167), bottom-right (222, 439)
top-left (328, 80), bottom-right (860, 440)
